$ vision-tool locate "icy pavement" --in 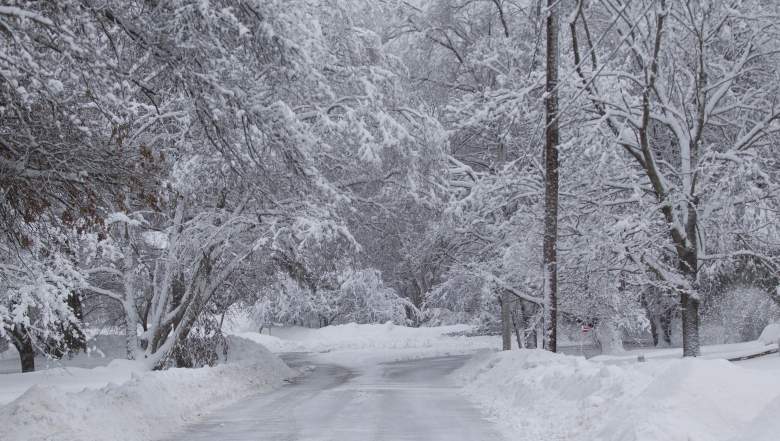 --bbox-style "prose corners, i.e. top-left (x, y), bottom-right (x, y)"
top-left (165, 354), bottom-right (507, 441)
